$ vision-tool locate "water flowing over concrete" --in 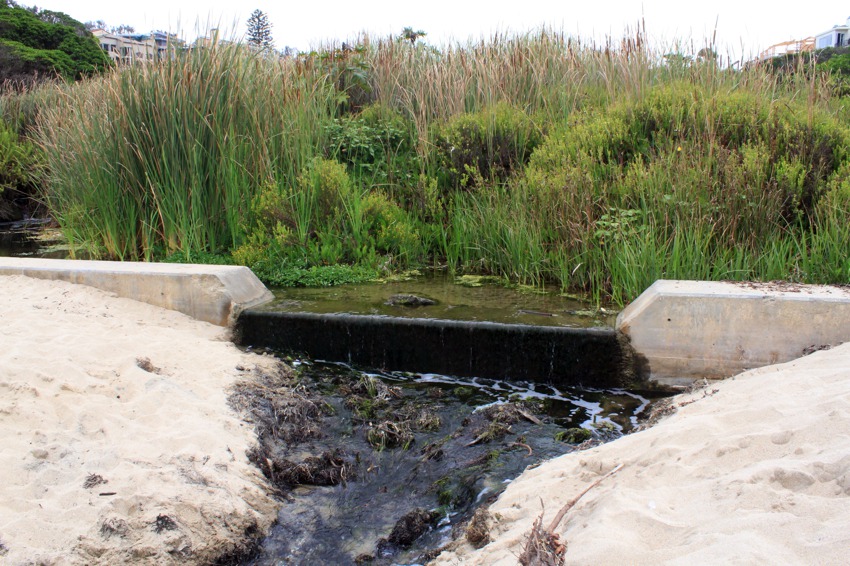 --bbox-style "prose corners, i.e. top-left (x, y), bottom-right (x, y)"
top-left (234, 310), bottom-right (647, 389)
